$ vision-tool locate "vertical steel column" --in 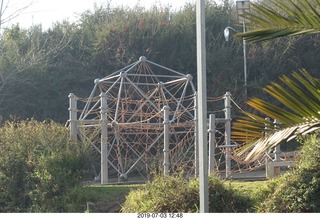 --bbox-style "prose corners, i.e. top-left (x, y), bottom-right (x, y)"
top-left (194, 92), bottom-right (199, 177)
top-left (100, 92), bottom-right (108, 184)
top-left (208, 114), bottom-right (216, 174)
top-left (225, 92), bottom-right (232, 179)
top-left (196, 0), bottom-right (209, 213)
top-left (273, 119), bottom-right (281, 177)
top-left (236, 0), bottom-right (250, 100)
top-left (264, 117), bottom-right (272, 177)
top-left (163, 106), bottom-right (170, 176)
top-left (273, 119), bottom-right (281, 161)
top-left (68, 93), bottom-right (78, 140)
top-left (242, 21), bottom-right (248, 100)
